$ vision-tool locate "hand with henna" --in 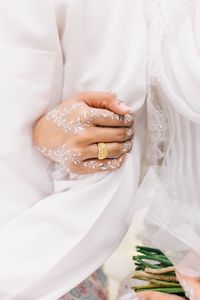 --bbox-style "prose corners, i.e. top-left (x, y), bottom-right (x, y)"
top-left (33, 92), bottom-right (134, 174)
